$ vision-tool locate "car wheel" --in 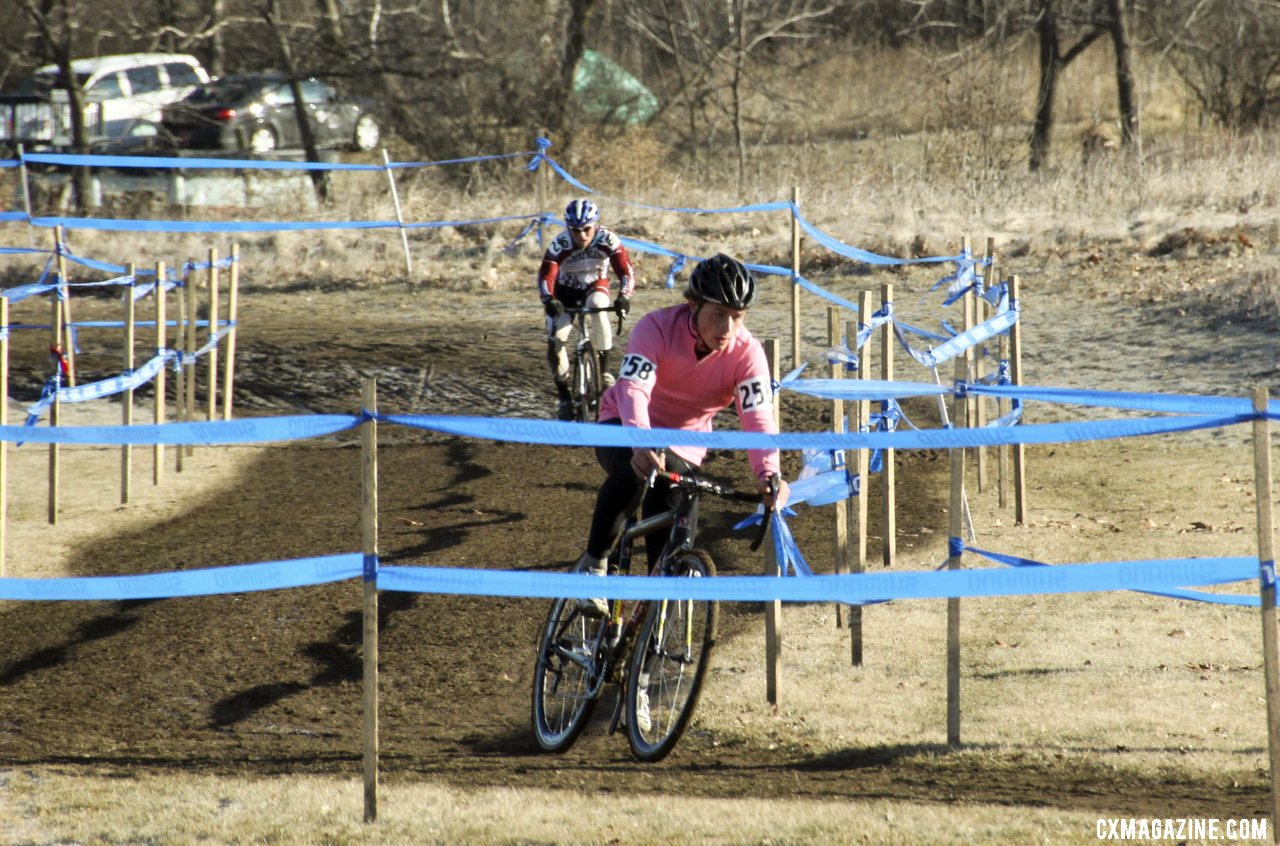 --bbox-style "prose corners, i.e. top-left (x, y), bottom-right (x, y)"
top-left (247, 127), bottom-right (277, 153)
top-left (351, 115), bottom-right (380, 152)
